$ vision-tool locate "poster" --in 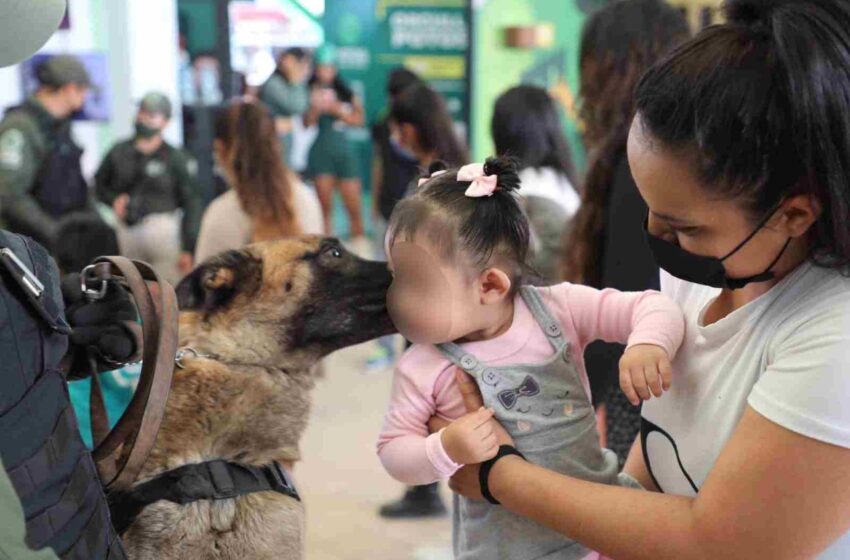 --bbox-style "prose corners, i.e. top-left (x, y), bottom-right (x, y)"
top-left (323, 0), bottom-right (470, 192)
top-left (20, 53), bottom-right (112, 122)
